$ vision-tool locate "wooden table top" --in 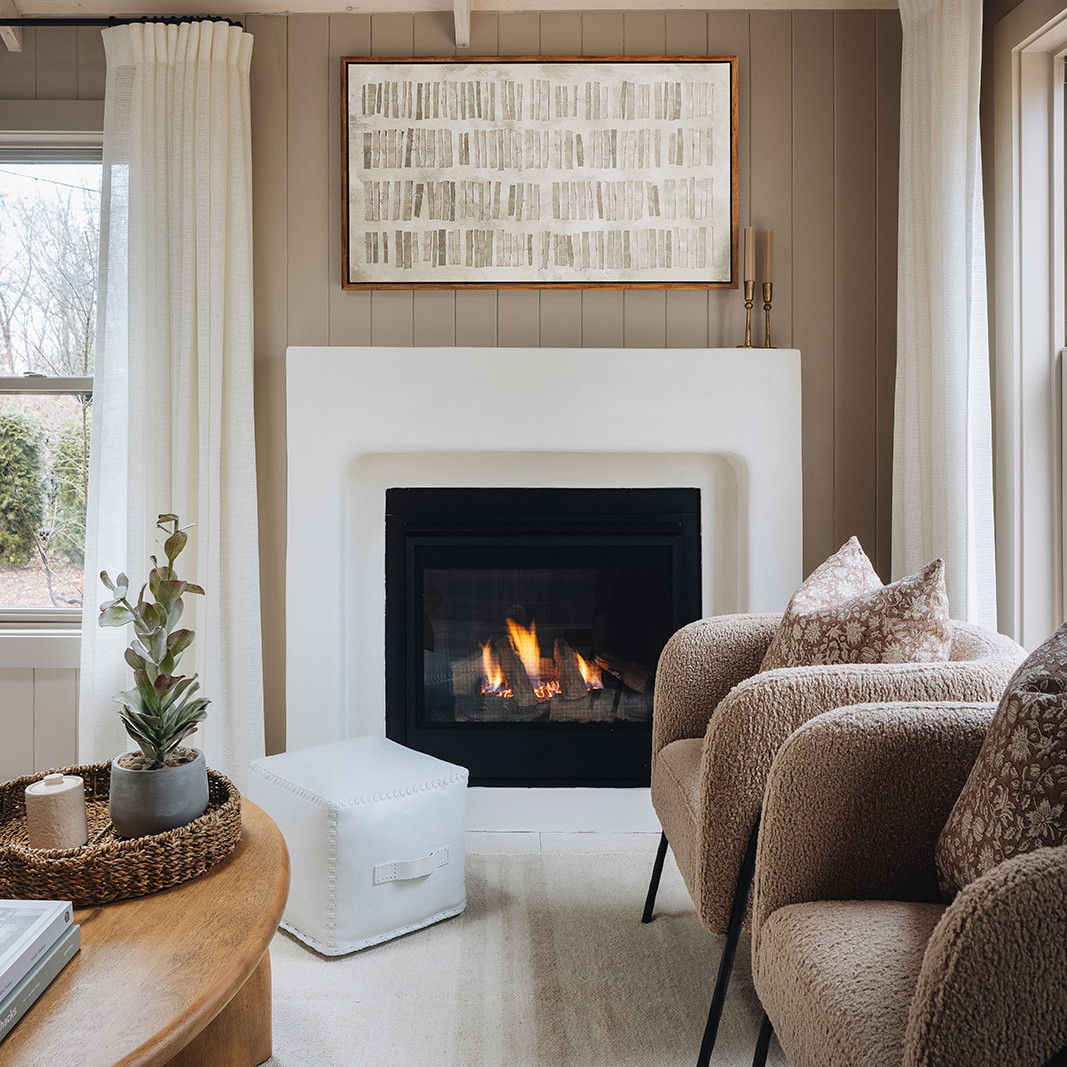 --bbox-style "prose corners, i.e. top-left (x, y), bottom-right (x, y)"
top-left (0, 800), bottom-right (289, 1067)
